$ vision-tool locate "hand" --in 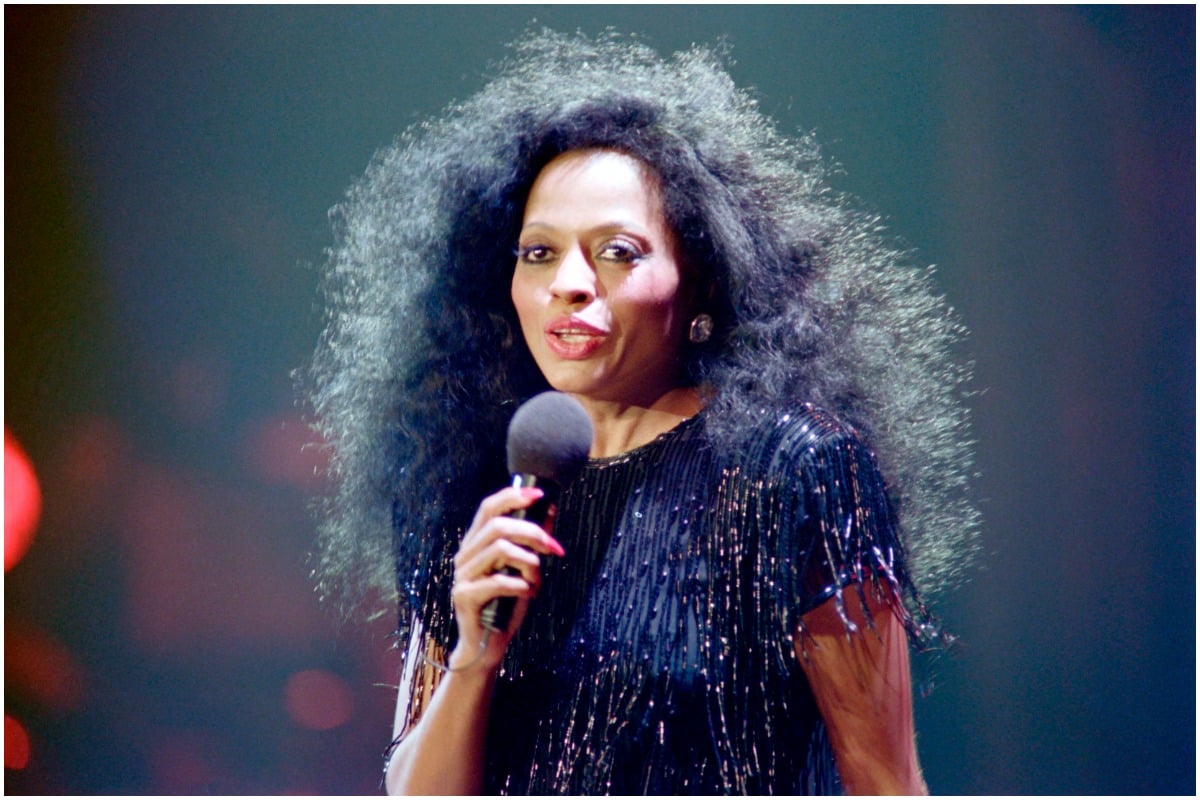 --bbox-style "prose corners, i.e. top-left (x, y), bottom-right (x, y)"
top-left (449, 485), bottom-right (566, 672)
